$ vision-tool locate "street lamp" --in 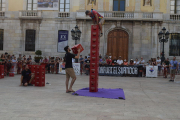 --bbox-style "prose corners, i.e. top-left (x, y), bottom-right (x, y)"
top-left (71, 25), bottom-right (81, 45)
top-left (158, 27), bottom-right (170, 64)
top-left (71, 25), bottom-right (82, 63)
